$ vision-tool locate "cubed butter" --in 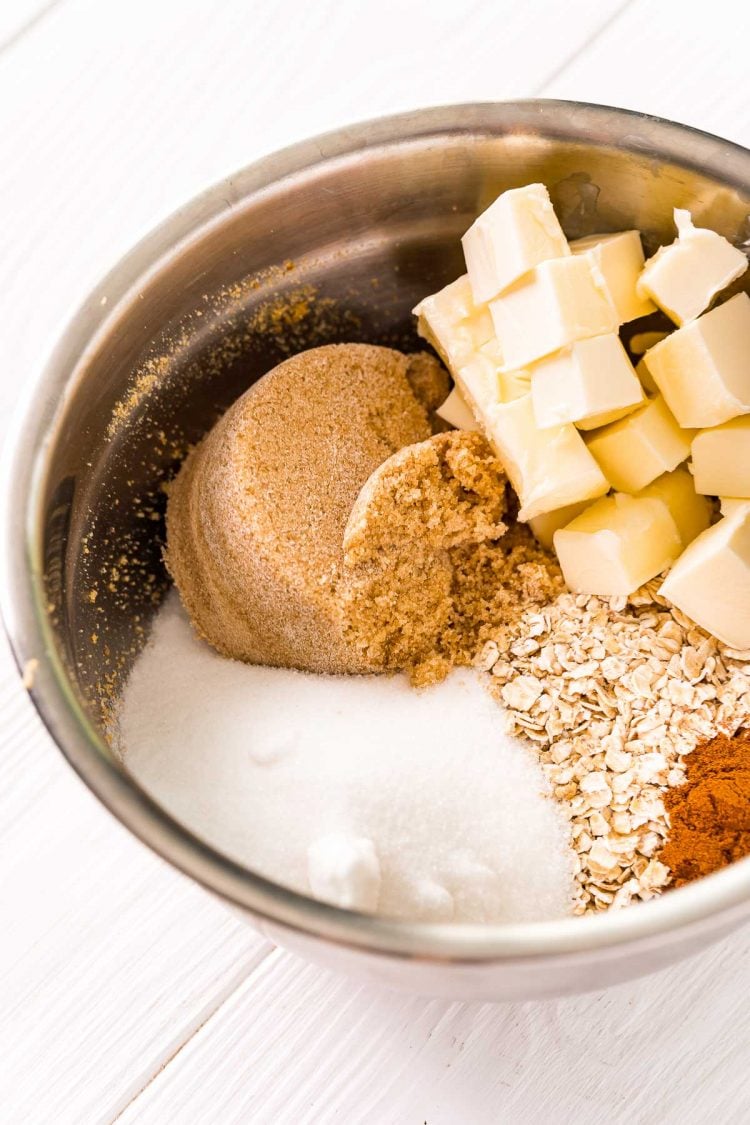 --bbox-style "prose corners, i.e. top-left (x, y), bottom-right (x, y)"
top-left (721, 498), bottom-right (750, 517)
top-left (454, 353), bottom-right (504, 413)
top-left (499, 367), bottom-right (532, 402)
top-left (476, 339), bottom-right (532, 401)
top-left (527, 500), bottom-right (591, 550)
top-left (413, 274), bottom-right (495, 369)
top-left (637, 208), bottom-right (748, 326)
top-left (483, 394), bottom-right (608, 520)
top-left (692, 416), bottom-right (750, 497)
top-left (660, 506), bottom-right (750, 648)
top-left (530, 334), bottom-right (644, 430)
top-left (489, 256), bottom-right (619, 369)
top-left (554, 492), bottom-right (682, 596)
top-left (461, 183), bottom-right (570, 303)
top-left (645, 293), bottom-right (750, 427)
top-left (585, 395), bottom-right (693, 493)
top-left (436, 386), bottom-right (480, 431)
top-left (570, 230), bottom-right (655, 323)
top-left (457, 348), bottom-right (531, 412)
top-left (637, 468), bottom-right (712, 547)
top-left (635, 355), bottom-right (658, 394)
